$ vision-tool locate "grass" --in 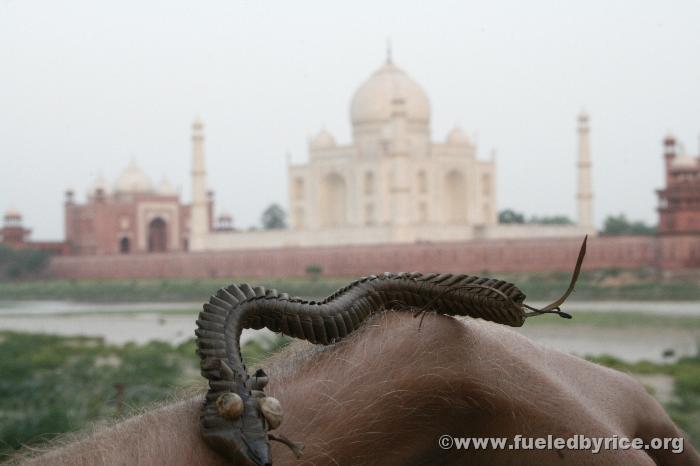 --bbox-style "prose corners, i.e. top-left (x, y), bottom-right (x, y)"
top-left (0, 269), bottom-right (699, 303)
top-left (507, 270), bottom-right (700, 302)
top-left (0, 278), bottom-right (349, 302)
top-left (0, 331), bottom-right (288, 461)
